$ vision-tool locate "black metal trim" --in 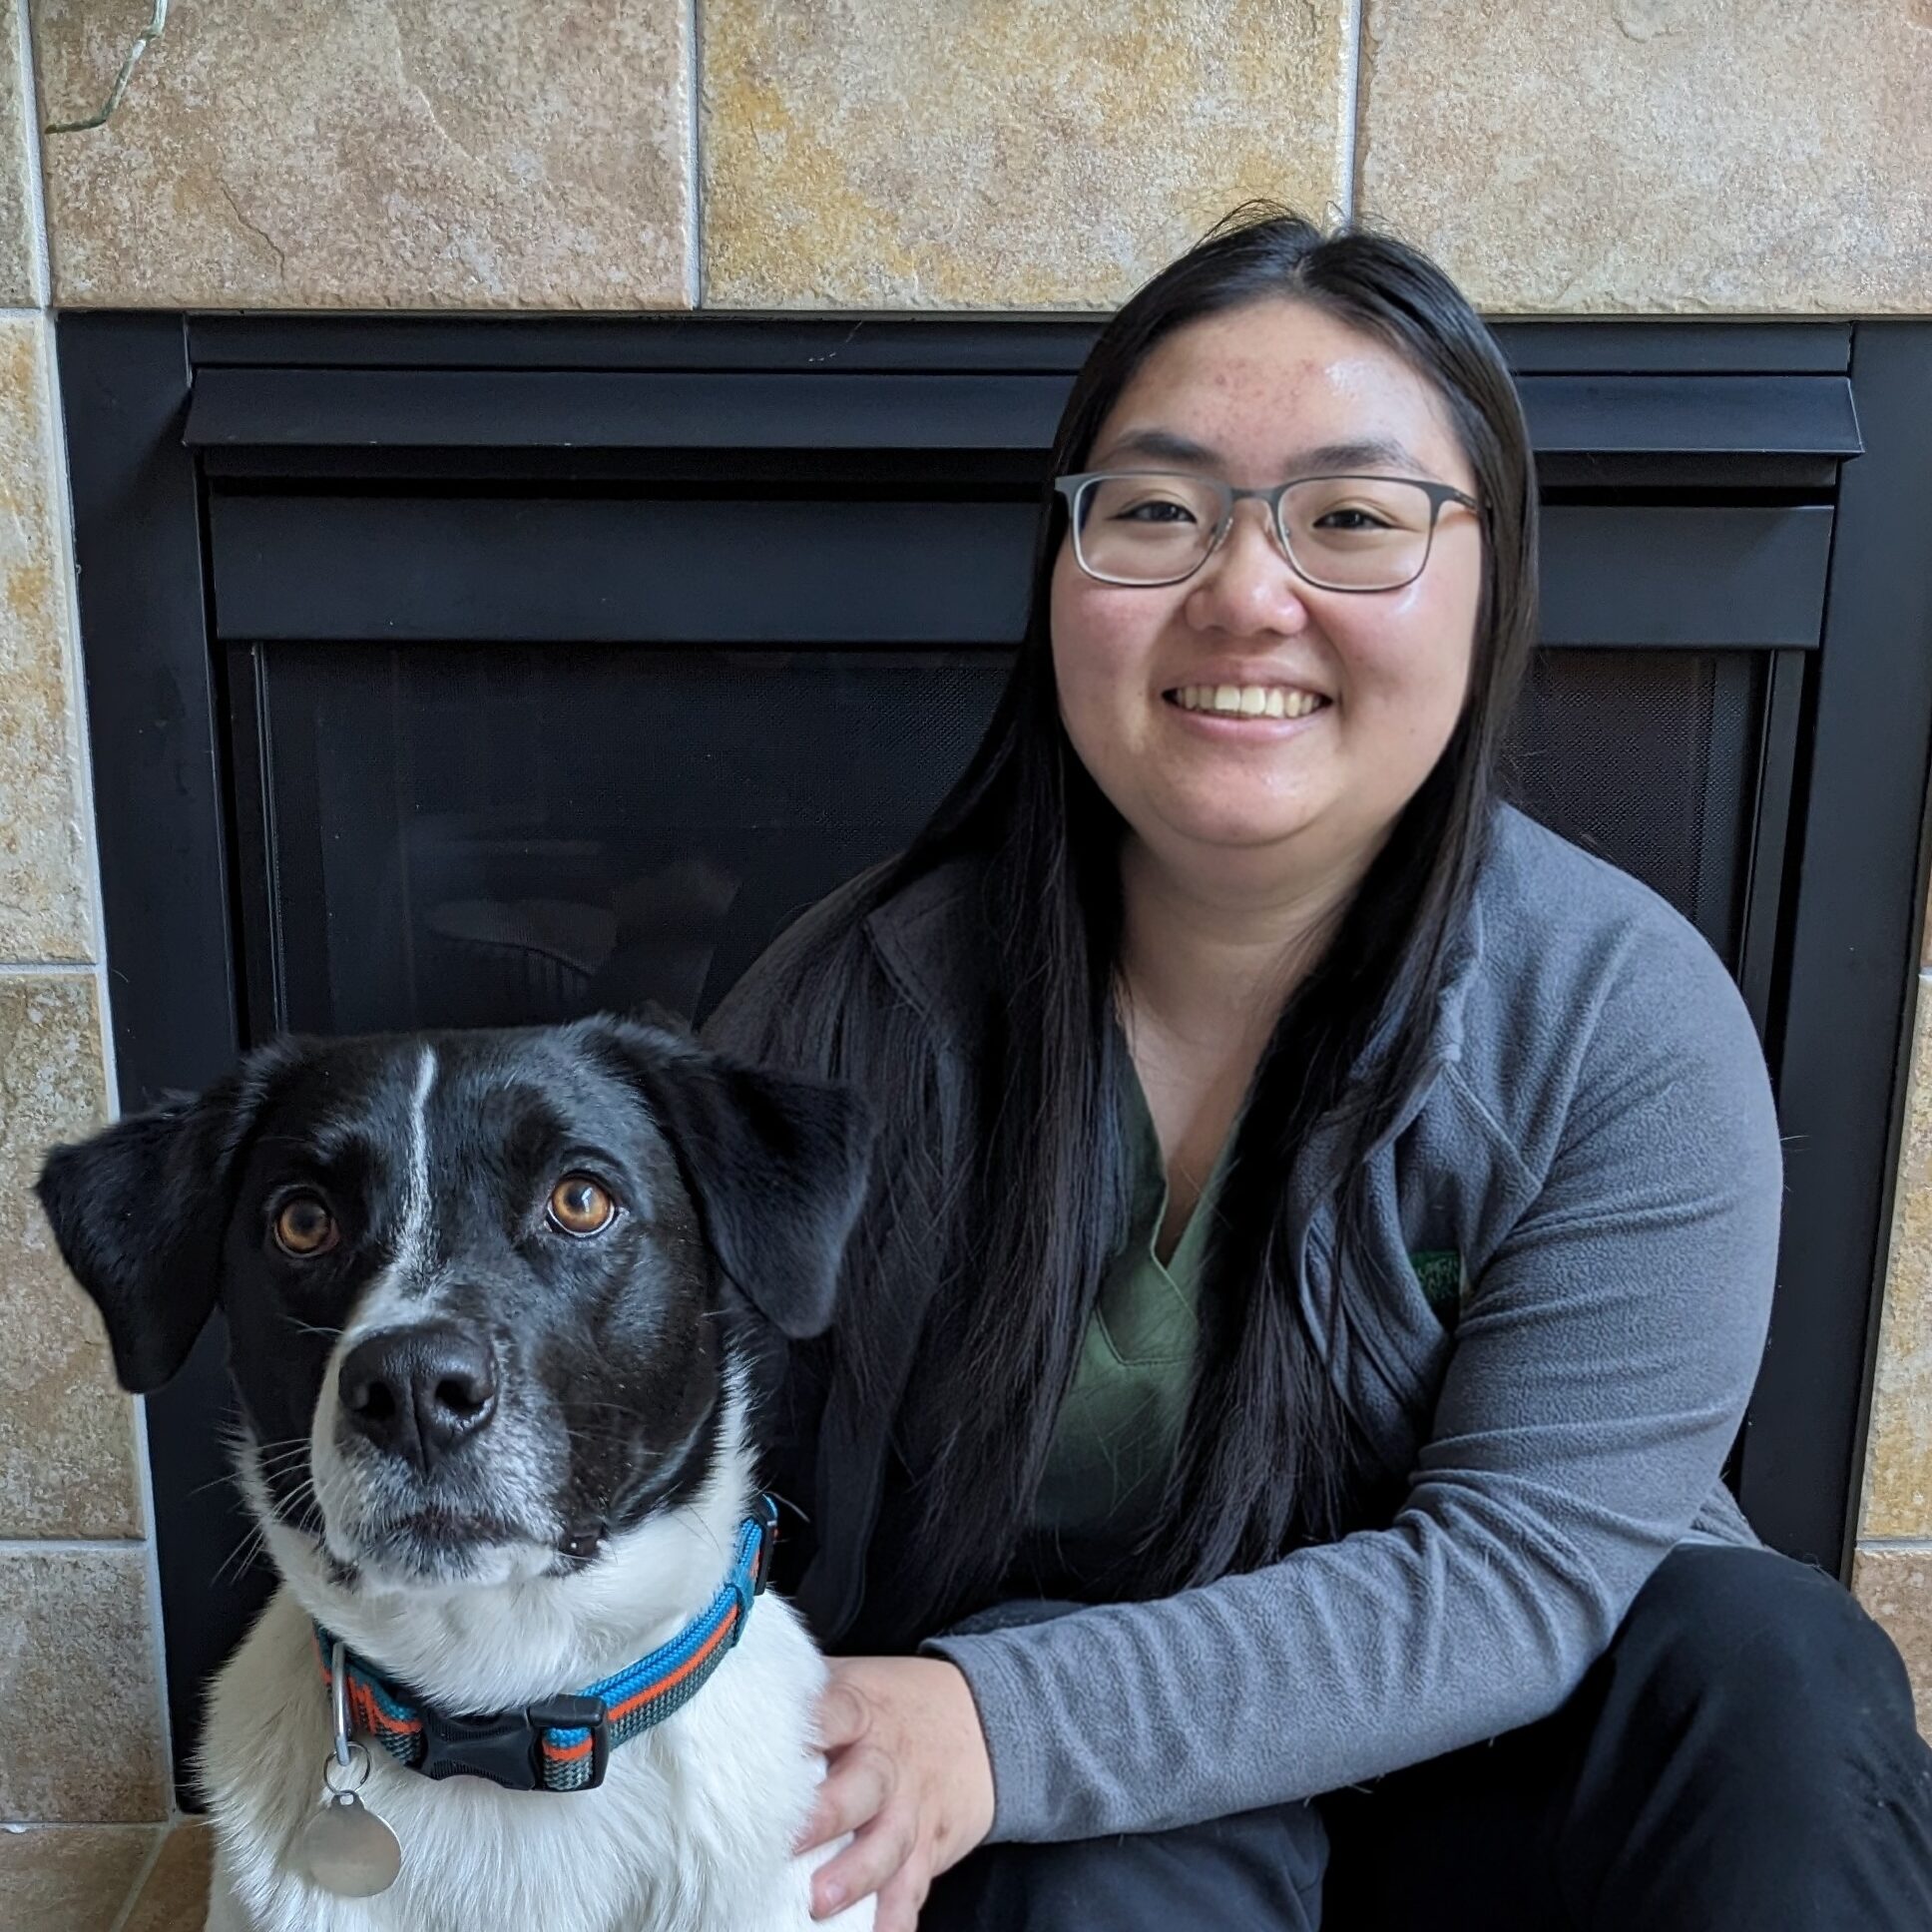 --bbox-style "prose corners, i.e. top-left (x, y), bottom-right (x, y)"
top-left (183, 365), bottom-right (1859, 467)
top-left (1734, 651), bottom-right (1807, 1038)
top-left (1733, 322), bottom-right (1932, 1568)
top-left (182, 310), bottom-right (1851, 377)
top-left (55, 313), bottom-right (253, 1799)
